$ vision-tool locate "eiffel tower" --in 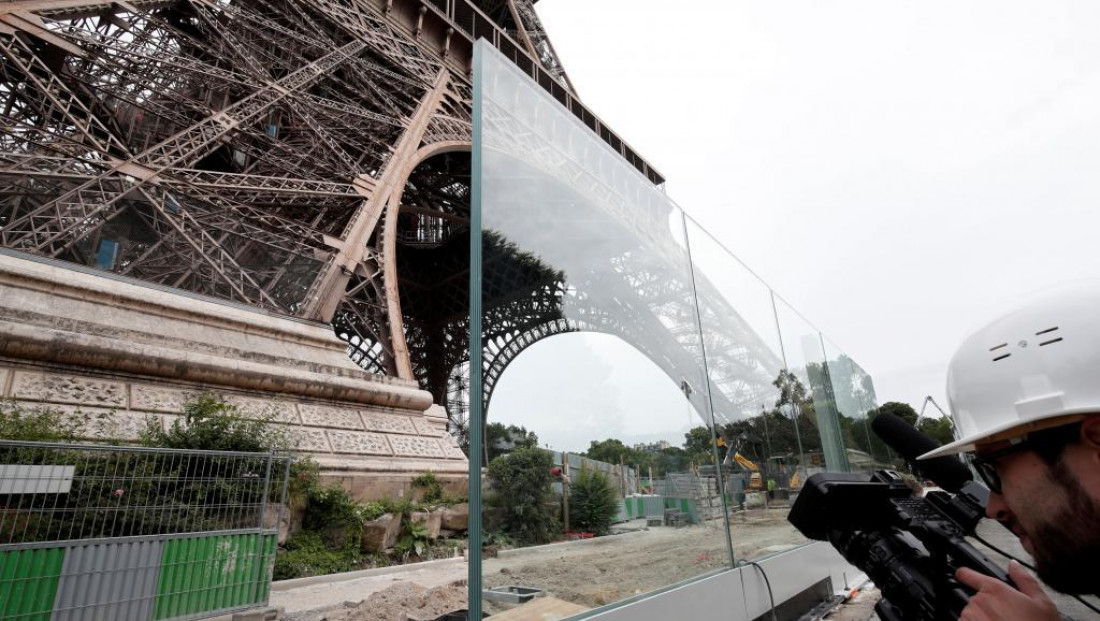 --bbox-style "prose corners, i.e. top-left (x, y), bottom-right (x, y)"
top-left (0, 0), bottom-right (784, 482)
